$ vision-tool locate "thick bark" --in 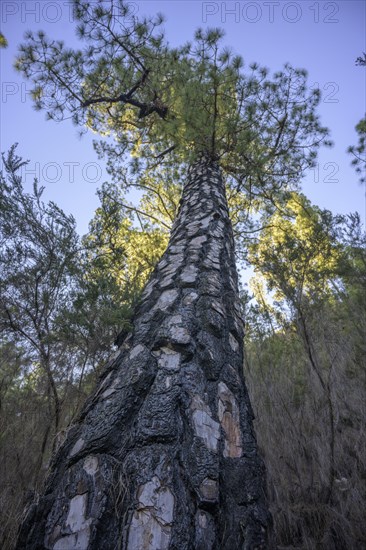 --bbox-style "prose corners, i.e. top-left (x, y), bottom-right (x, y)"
top-left (17, 156), bottom-right (273, 549)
